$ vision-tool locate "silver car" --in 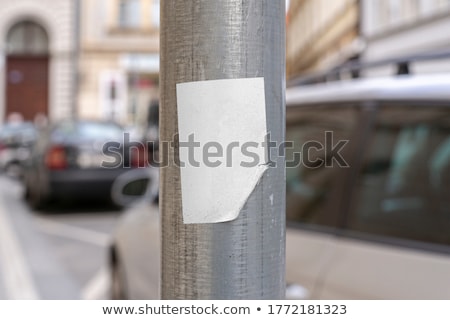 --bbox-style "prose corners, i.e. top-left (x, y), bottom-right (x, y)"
top-left (109, 73), bottom-right (450, 299)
